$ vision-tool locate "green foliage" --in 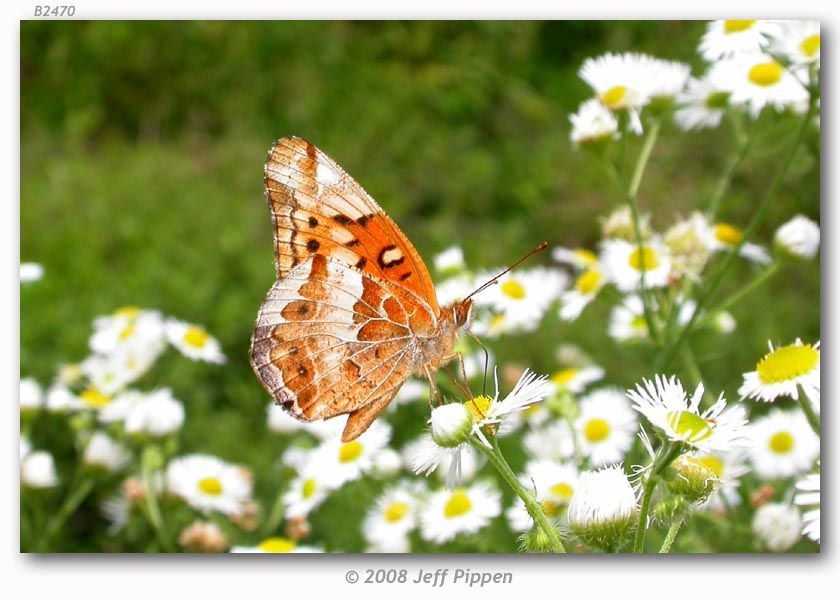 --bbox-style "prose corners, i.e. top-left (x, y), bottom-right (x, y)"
top-left (20, 21), bottom-right (819, 553)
